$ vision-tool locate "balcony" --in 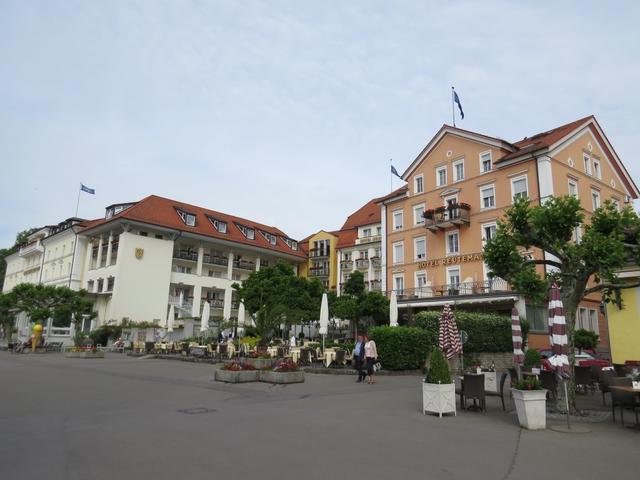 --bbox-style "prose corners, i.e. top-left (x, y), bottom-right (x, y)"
top-left (340, 260), bottom-right (353, 270)
top-left (356, 235), bottom-right (381, 245)
top-left (168, 295), bottom-right (194, 311)
top-left (173, 250), bottom-right (198, 262)
top-left (424, 203), bottom-right (471, 232)
top-left (202, 298), bottom-right (225, 309)
top-left (203, 255), bottom-right (228, 267)
top-left (355, 259), bottom-right (369, 269)
top-left (310, 267), bottom-right (330, 277)
top-left (19, 240), bottom-right (44, 257)
top-left (371, 257), bottom-right (382, 268)
top-left (369, 279), bottom-right (382, 291)
top-left (310, 249), bottom-right (330, 259)
top-left (385, 278), bottom-right (510, 300)
top-left (233, 259), bottom-right (256, 271)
